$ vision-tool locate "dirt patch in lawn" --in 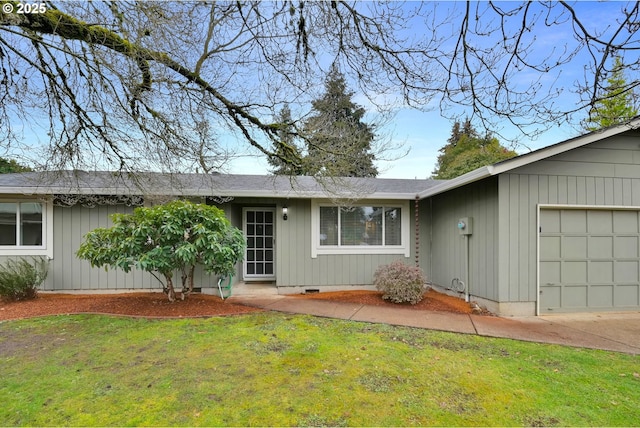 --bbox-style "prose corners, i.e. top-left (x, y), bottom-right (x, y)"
top-left (0, 288), bottom-right (486, 321)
